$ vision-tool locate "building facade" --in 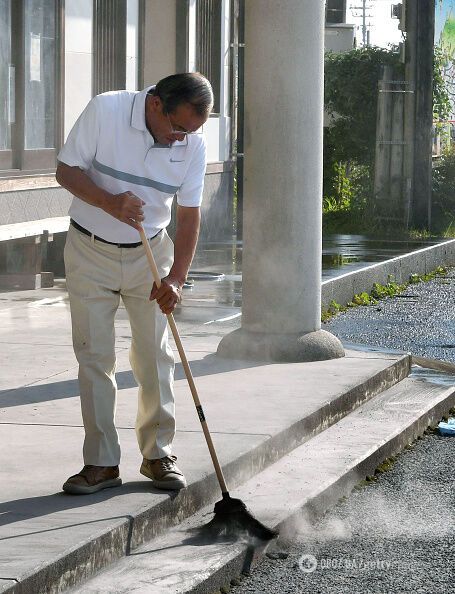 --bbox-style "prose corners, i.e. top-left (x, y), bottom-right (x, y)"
top-left (0, 0), bottom-right (236, 287)
top-left (325, 0), bottom-right (402, 49)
